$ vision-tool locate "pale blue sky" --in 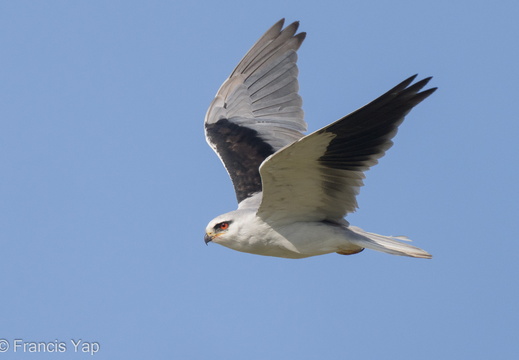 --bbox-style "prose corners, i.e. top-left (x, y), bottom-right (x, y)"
top-left (1, 1), bottom-right (518, 359)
